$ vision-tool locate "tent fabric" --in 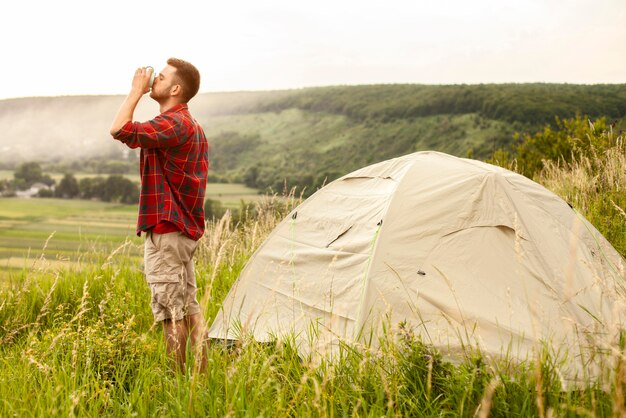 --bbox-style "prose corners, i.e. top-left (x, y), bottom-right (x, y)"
top-left (208, 151), bottom-right (625, 379)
